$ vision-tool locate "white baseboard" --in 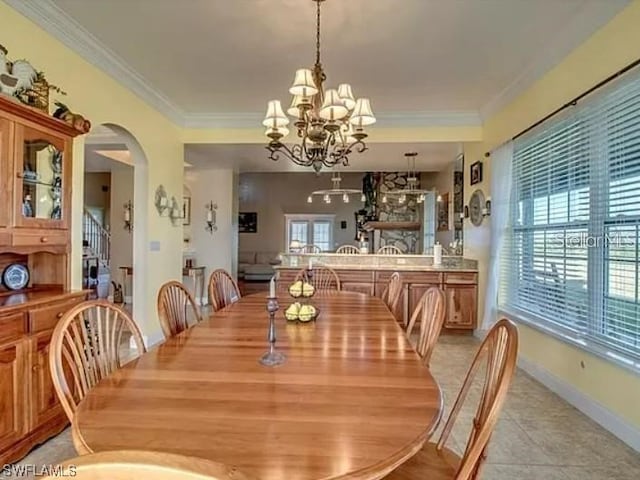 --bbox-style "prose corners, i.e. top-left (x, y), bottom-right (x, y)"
top-left (143, 331), bottom-right (166, 349)
top-left (518, 356), bottom-right (640, 453)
